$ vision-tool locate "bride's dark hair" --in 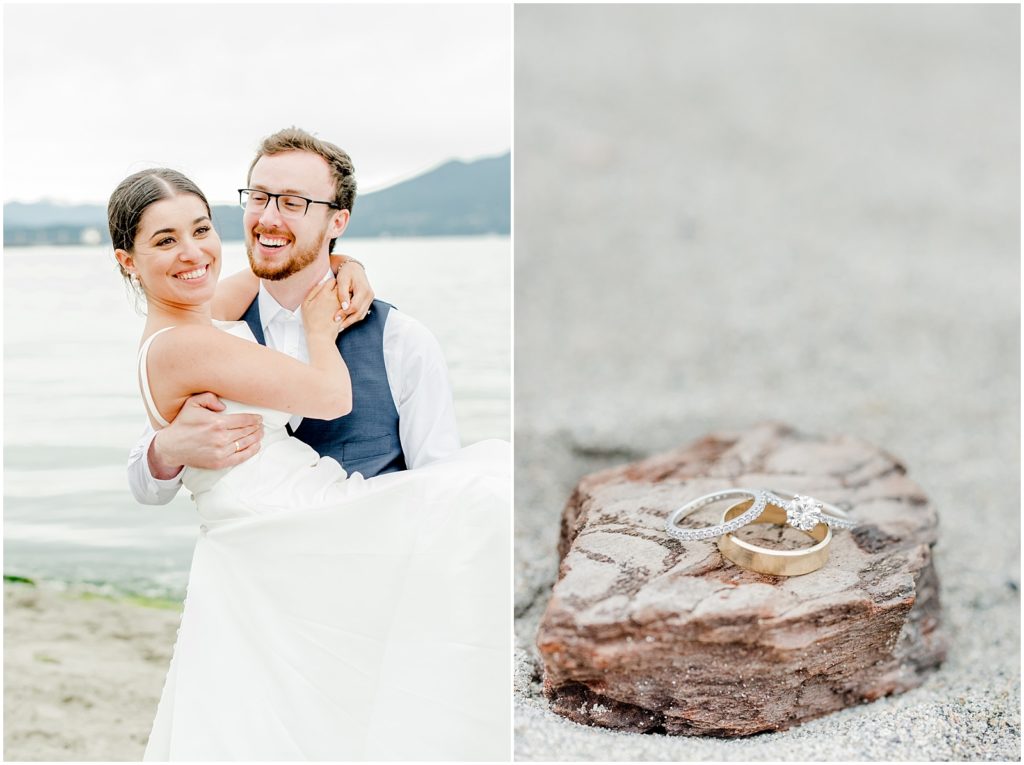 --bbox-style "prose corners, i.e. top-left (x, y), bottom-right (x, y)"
top-left (107, 169), bottom-right (212, 307)
top-left (108, 168), bottom-right (211, 259)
